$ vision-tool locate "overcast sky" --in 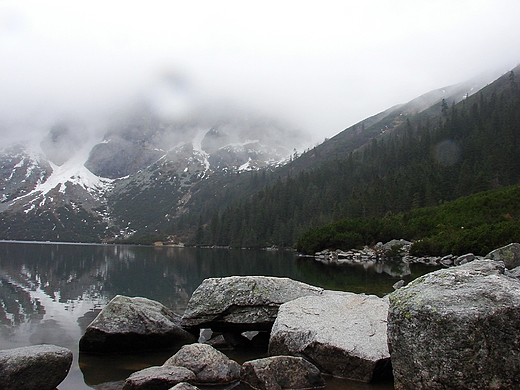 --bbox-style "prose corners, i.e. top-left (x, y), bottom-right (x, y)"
top-left (1, 0), bottom-right (519, 148)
